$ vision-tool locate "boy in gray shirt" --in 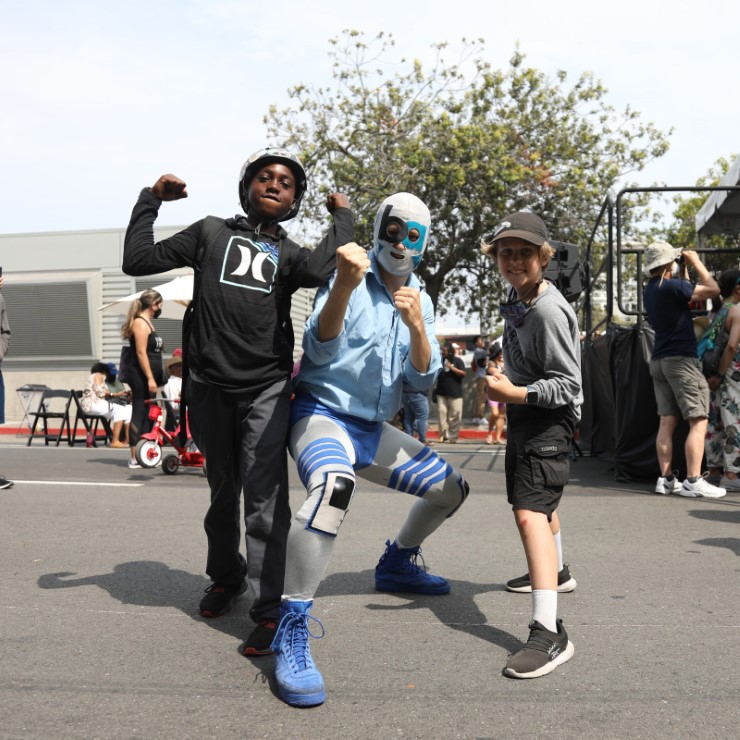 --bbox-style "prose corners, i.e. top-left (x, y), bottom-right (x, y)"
top-left (482, 212), bottom-right (581, 679)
